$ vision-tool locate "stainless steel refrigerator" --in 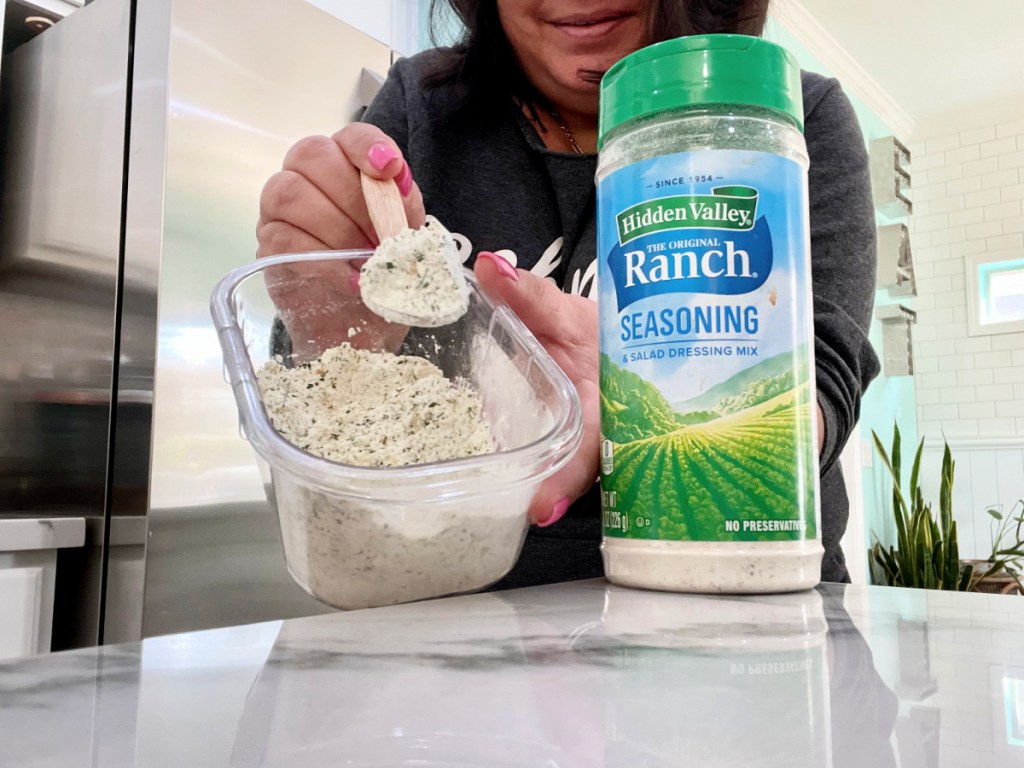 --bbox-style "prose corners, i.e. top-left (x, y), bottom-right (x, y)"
top-left (0, 0), bottom-right (394, 647)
